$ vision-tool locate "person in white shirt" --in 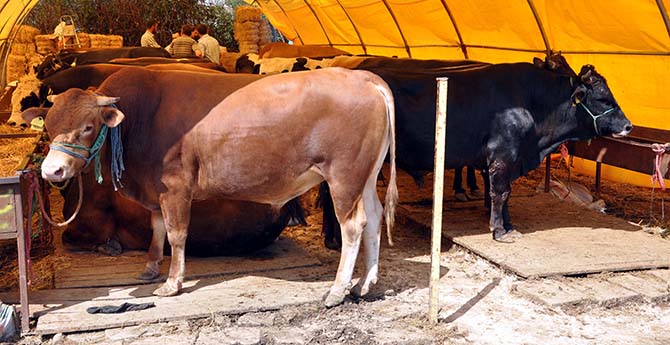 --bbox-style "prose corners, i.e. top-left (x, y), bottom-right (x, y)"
top-left (195, 24), bottom-right (220, 64)
top-left (141, 19), bottom-right (161, 48)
